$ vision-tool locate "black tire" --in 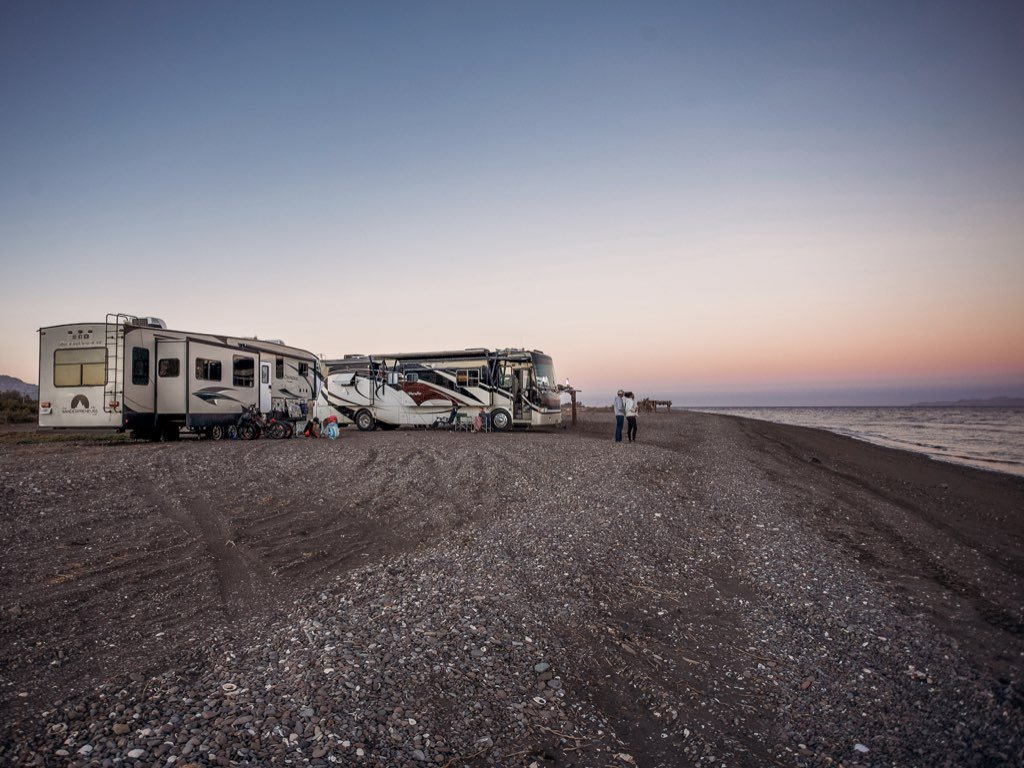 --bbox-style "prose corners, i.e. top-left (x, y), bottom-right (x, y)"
top-left (490, 409), bottom-right (512, 432)
top-left (267, 421), bottom-right (286, 440)
top-left (239, 423), bottom-right (258, 440)
top-left (209, 424), bottom-right (227, 441)
top-left (355, 409), bottom-right (376, 431)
